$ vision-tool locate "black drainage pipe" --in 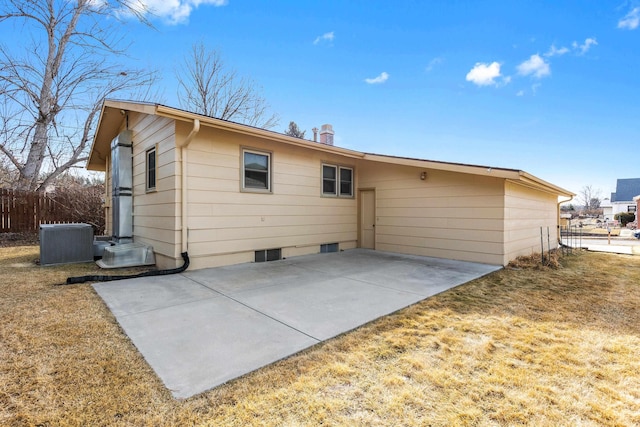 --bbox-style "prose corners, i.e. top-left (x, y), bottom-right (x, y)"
top-left (63, 252), bottom-right (190, 285)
